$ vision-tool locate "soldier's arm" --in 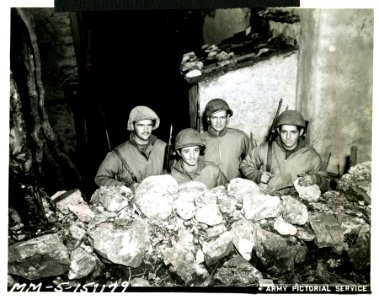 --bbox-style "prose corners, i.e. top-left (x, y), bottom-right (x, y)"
top-left (240, 145), bottom-right (266, 183)
top-left (94, 152), bottom-right (133, 187)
